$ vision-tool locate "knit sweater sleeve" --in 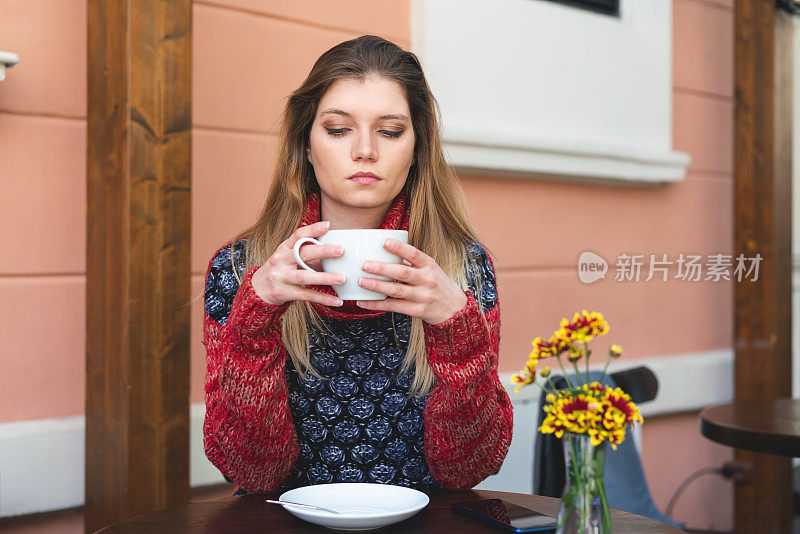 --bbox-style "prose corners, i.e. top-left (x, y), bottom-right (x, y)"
top-left (421, 243), bottom-right (513, 489)
top-left (202, 242), bottom-right (299, 494)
